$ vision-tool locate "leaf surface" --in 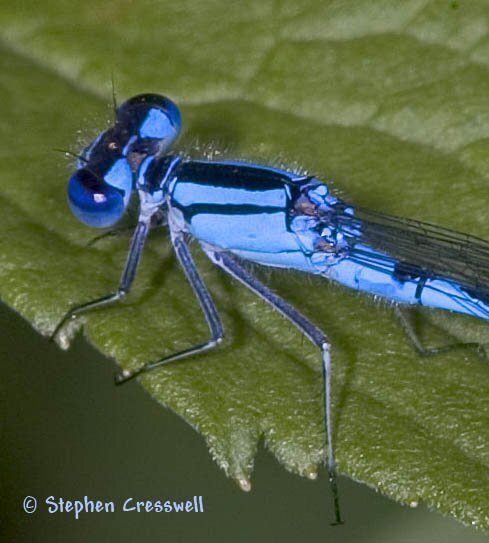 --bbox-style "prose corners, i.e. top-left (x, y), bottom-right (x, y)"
top-left (1, 0), bottom-right (489, 529)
